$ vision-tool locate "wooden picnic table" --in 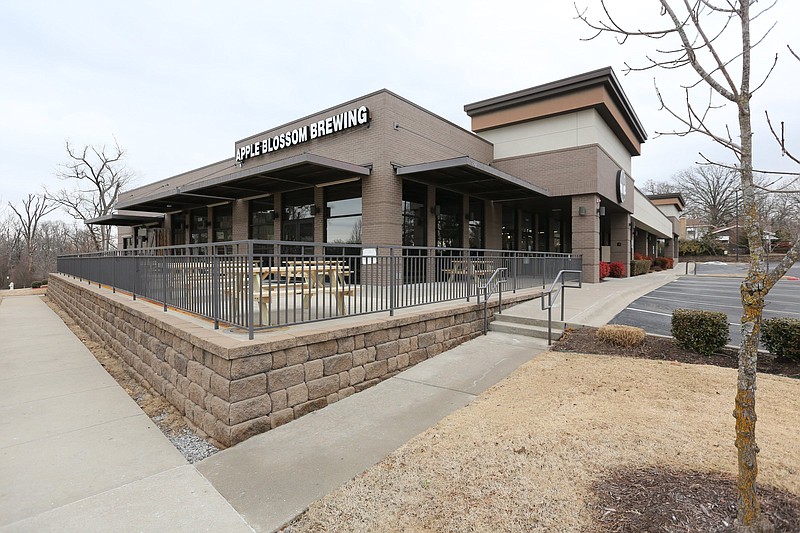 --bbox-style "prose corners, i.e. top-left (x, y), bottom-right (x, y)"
top-left (443, 259), bottom-right (496, 283)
